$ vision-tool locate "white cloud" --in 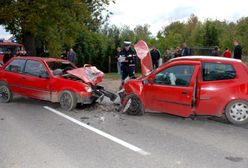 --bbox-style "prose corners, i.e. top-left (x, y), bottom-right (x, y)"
top-left (108, 0), bottom-right (248, 35)
top-left (0, 26), bottom-right (11, 40)
top-left (1, 1), bottom-right (247, 38)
